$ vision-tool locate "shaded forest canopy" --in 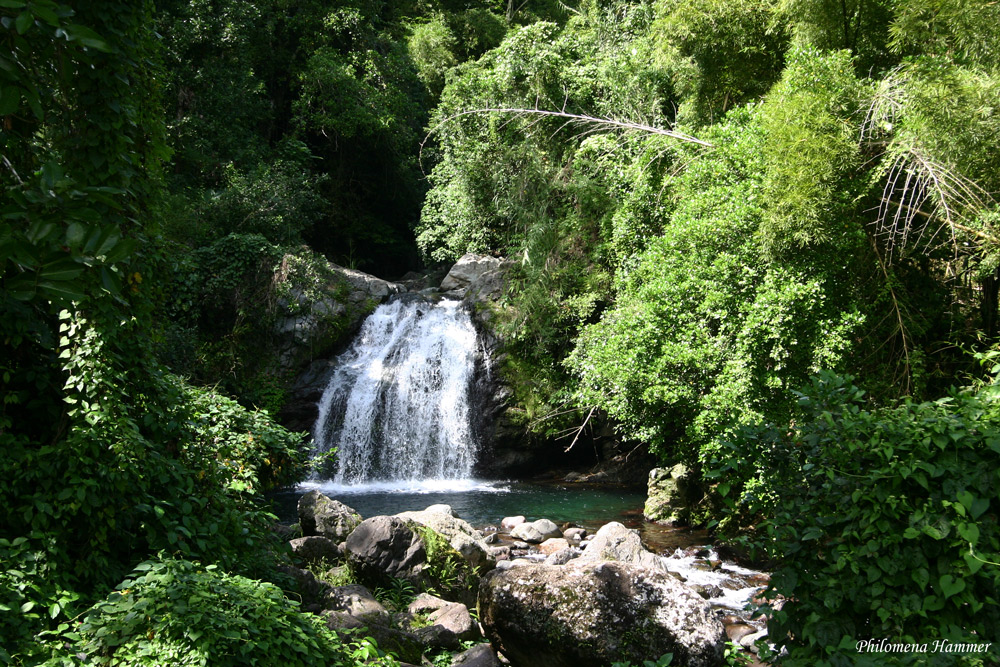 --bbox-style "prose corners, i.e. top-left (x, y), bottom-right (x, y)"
top-left (1, 0), bottom-right (999, 664)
